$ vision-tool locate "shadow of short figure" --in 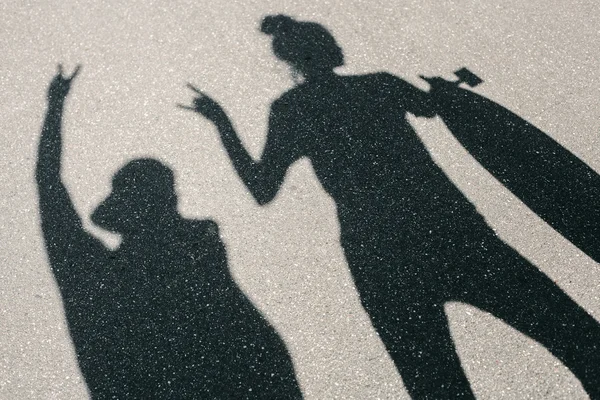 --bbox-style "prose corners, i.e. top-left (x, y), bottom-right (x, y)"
top-left (36, 67), bottom-right (302, 399)
top-left (182, 16), bottom-right (600, 399)
top-left (423, 72), bottom-right (600, 264)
